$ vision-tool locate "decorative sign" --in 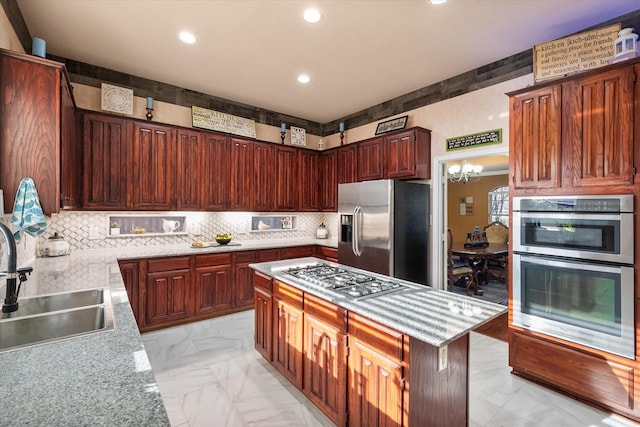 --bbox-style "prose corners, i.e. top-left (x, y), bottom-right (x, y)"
top-left (375, 115), bottom-right (408, 135)
top-left (290, 126), bottom-right (307, 146)
top-left (446, 129), bottom-right (502, 151)
top-left (101, 83), bottom-right (133, 115)
top-left (459, 197), bottom-right (474, 216)
top-left (533, 24), bottom-right (620, 83)
top-left (191, 106), bottom-right (256, 138)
